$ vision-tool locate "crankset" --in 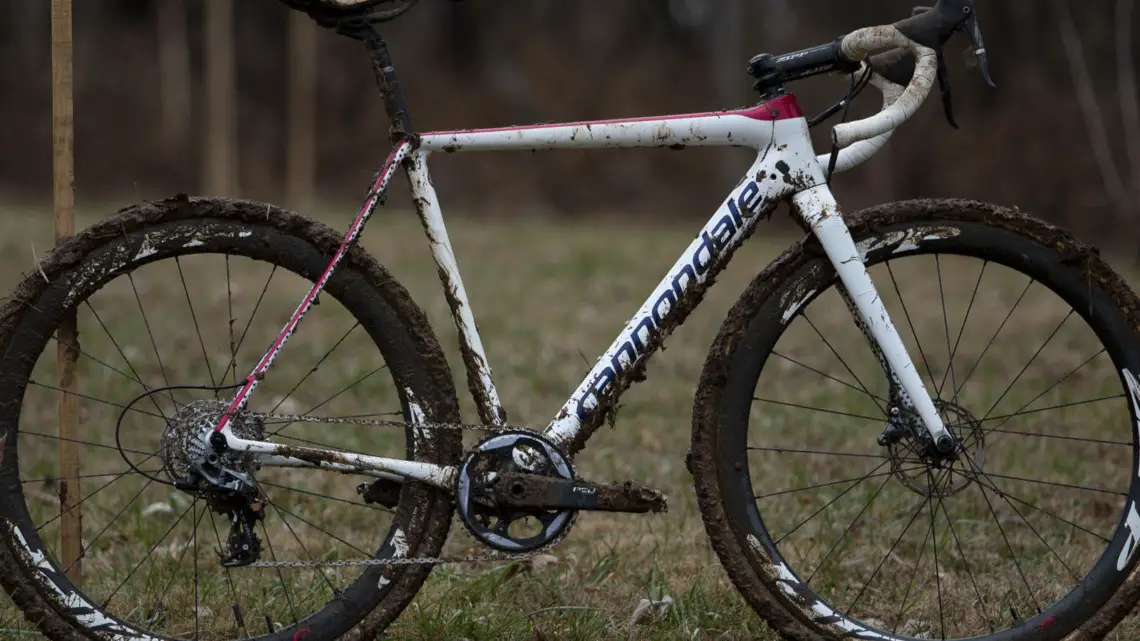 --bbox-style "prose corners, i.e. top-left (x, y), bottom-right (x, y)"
top-left (456, 430), bottom-right (667, 553)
